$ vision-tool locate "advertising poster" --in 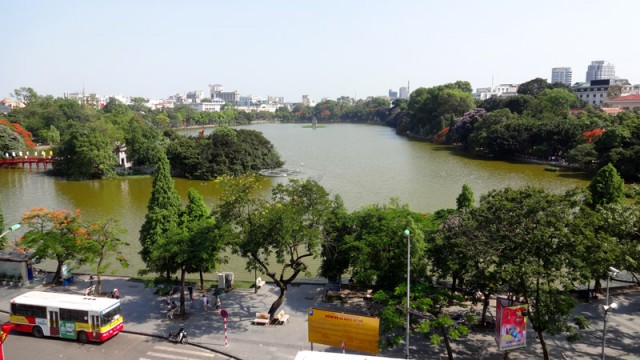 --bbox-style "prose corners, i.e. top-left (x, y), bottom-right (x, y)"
top-left (307, 308), bottom-right (380, 354)
top-left (495, 298), bottom-right (527, 351)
